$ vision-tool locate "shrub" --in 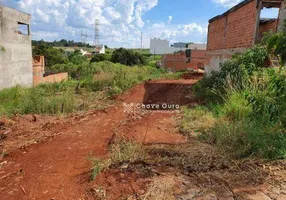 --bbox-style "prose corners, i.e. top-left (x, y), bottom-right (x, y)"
top-left (111, 48), bottom-right (146, 66)
top-left (68, 49), bottom-right (88, 65)
top-left (195, 45), bottom-right (268, 101)
top-left (210, 119), bottom-right (286, 159)
top-left (33, 44), bottom-right (68, 70)
top-left (190, 43), bottom-right (286, 160)
top-left (0, 62), bottom-right (168, 116)
top-left (90, 54), bottom-right (111, 63)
